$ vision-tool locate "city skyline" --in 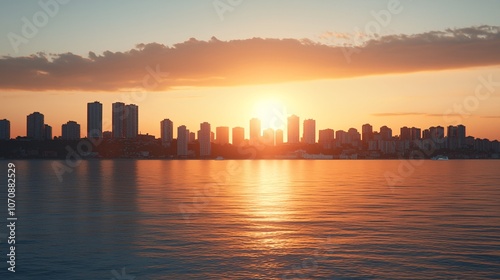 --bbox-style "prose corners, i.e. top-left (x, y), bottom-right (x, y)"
top-left (1, 2), bottom-right (499, 142)
top-left (2, 104), bottom-right (499, 147)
